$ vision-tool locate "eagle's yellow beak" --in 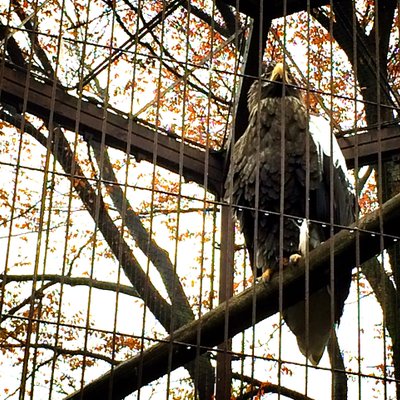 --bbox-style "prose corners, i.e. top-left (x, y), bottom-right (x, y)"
top-left (270, 62), bottom-right (288, 82)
